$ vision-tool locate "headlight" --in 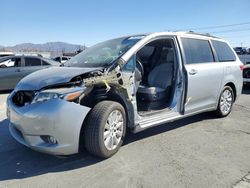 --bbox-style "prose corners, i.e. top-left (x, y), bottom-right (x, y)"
top-left (32, 92), bottom-right (60, 103)
top-left (32, 87), bottom-right (85, 104)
